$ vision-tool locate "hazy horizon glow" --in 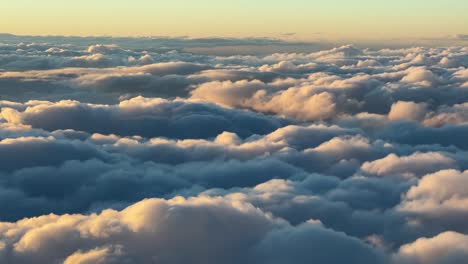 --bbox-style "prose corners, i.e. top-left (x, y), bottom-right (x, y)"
top-left (0, 3), bottom-right (468, 264)
top-left (2, 0), bottom-right (468, 40)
